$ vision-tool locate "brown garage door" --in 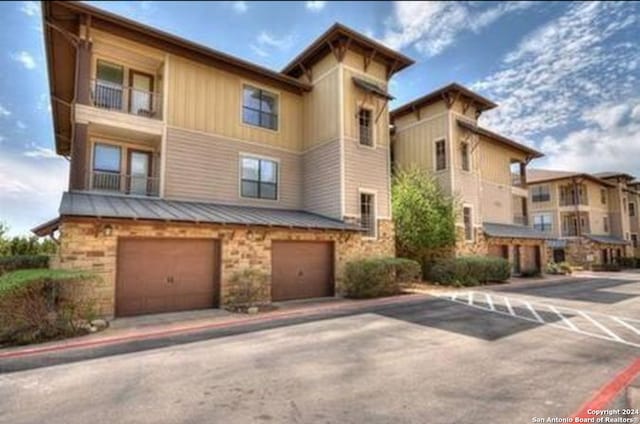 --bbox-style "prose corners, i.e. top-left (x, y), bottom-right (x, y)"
top-left (271, 241), bottom-right (334, 301)
top-left (116, 238), bottom-right (220, 317)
